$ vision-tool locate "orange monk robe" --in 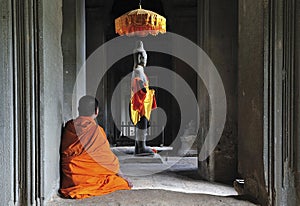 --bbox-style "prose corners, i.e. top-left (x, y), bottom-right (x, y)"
top-left (59, 116), bottom-right (131, 199)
